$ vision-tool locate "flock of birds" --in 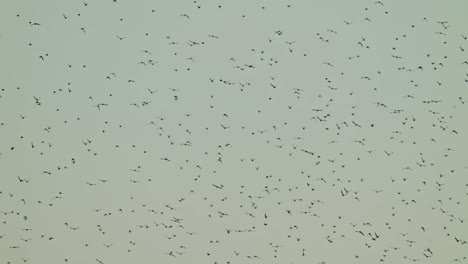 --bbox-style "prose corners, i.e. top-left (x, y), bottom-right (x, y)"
top-left (1, 0), bottom-right (468, 263)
